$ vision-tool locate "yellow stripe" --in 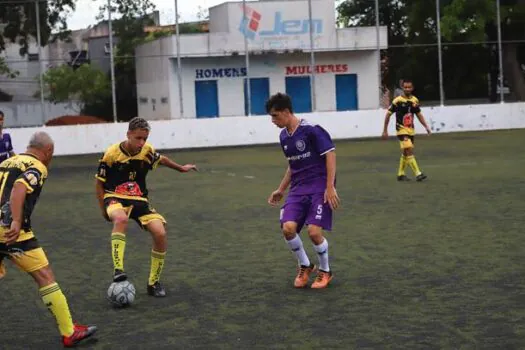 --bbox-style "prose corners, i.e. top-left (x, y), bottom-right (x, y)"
top-left (14, 178), bottom-right (34, 193)
top-left (104, 193), bottom-right (148, 201)
top-left (95, 175), bottom-right (106, 182)
top-left (111, 232), bottom-right (126, 238)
